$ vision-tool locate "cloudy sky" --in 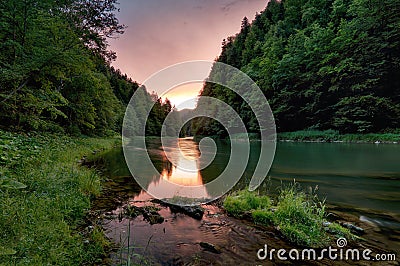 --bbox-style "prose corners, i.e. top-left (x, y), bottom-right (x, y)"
top-left (109, 0), bottom-right (267, 108)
